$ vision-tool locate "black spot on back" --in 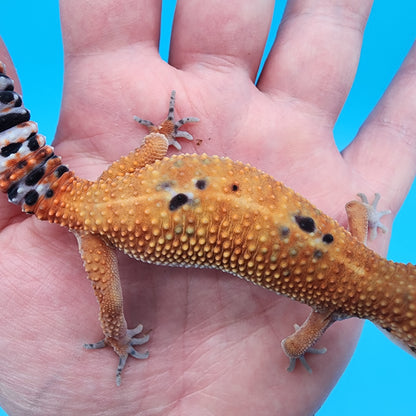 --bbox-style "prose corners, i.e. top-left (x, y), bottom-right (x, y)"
top-left (169, 193), bottom-right (189, 211)
top-left (313, 250), bottom-right (323, 259)
top-left (159, 181), bottom-right (173, 191)
top-left (280, 226), bottom-right (290, 238)
top-left (410, 346), bottom-right (416, 353)
top-left (295, 215), bottom-right (316, 233)
top-left (231, 184), bottom-right (239, 192)
top-left (322, 233), bottom-right (334, 244)
top-left (195, 179), bottom-right (207, 190)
